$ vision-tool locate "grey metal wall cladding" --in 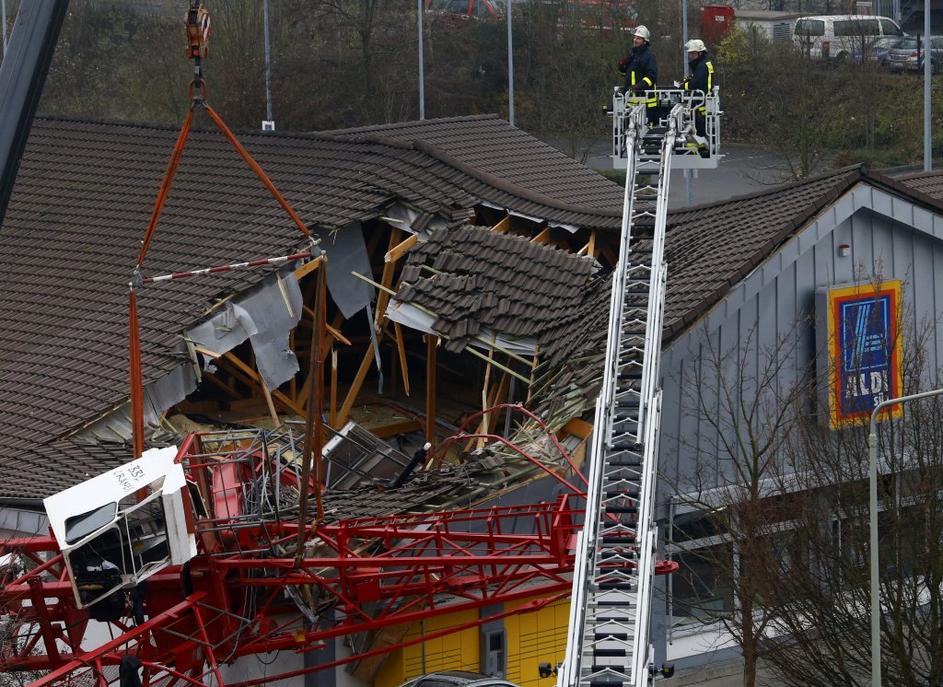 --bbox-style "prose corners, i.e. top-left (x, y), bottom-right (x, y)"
top-left (187, 269), bottom-right (304, 390)
top-left (316, 222), bottom-right (374, 320)
top-left (659, 184), bottom-right (943, 496)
